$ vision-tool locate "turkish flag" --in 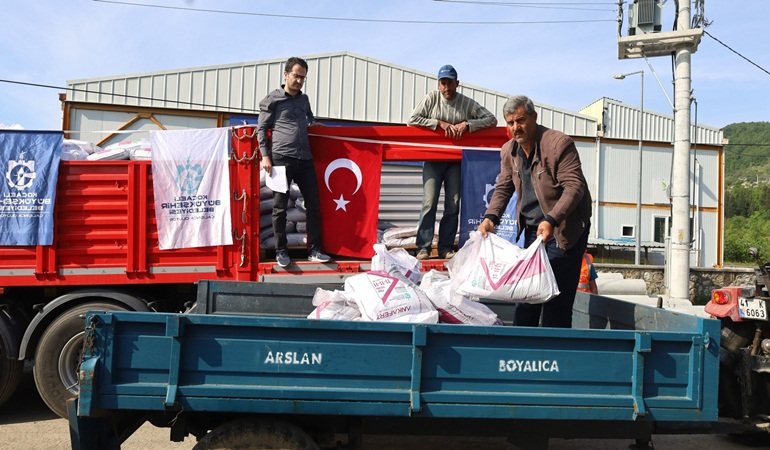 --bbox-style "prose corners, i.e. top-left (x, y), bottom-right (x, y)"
top-left (310, 134), bottom-right (383, 258)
